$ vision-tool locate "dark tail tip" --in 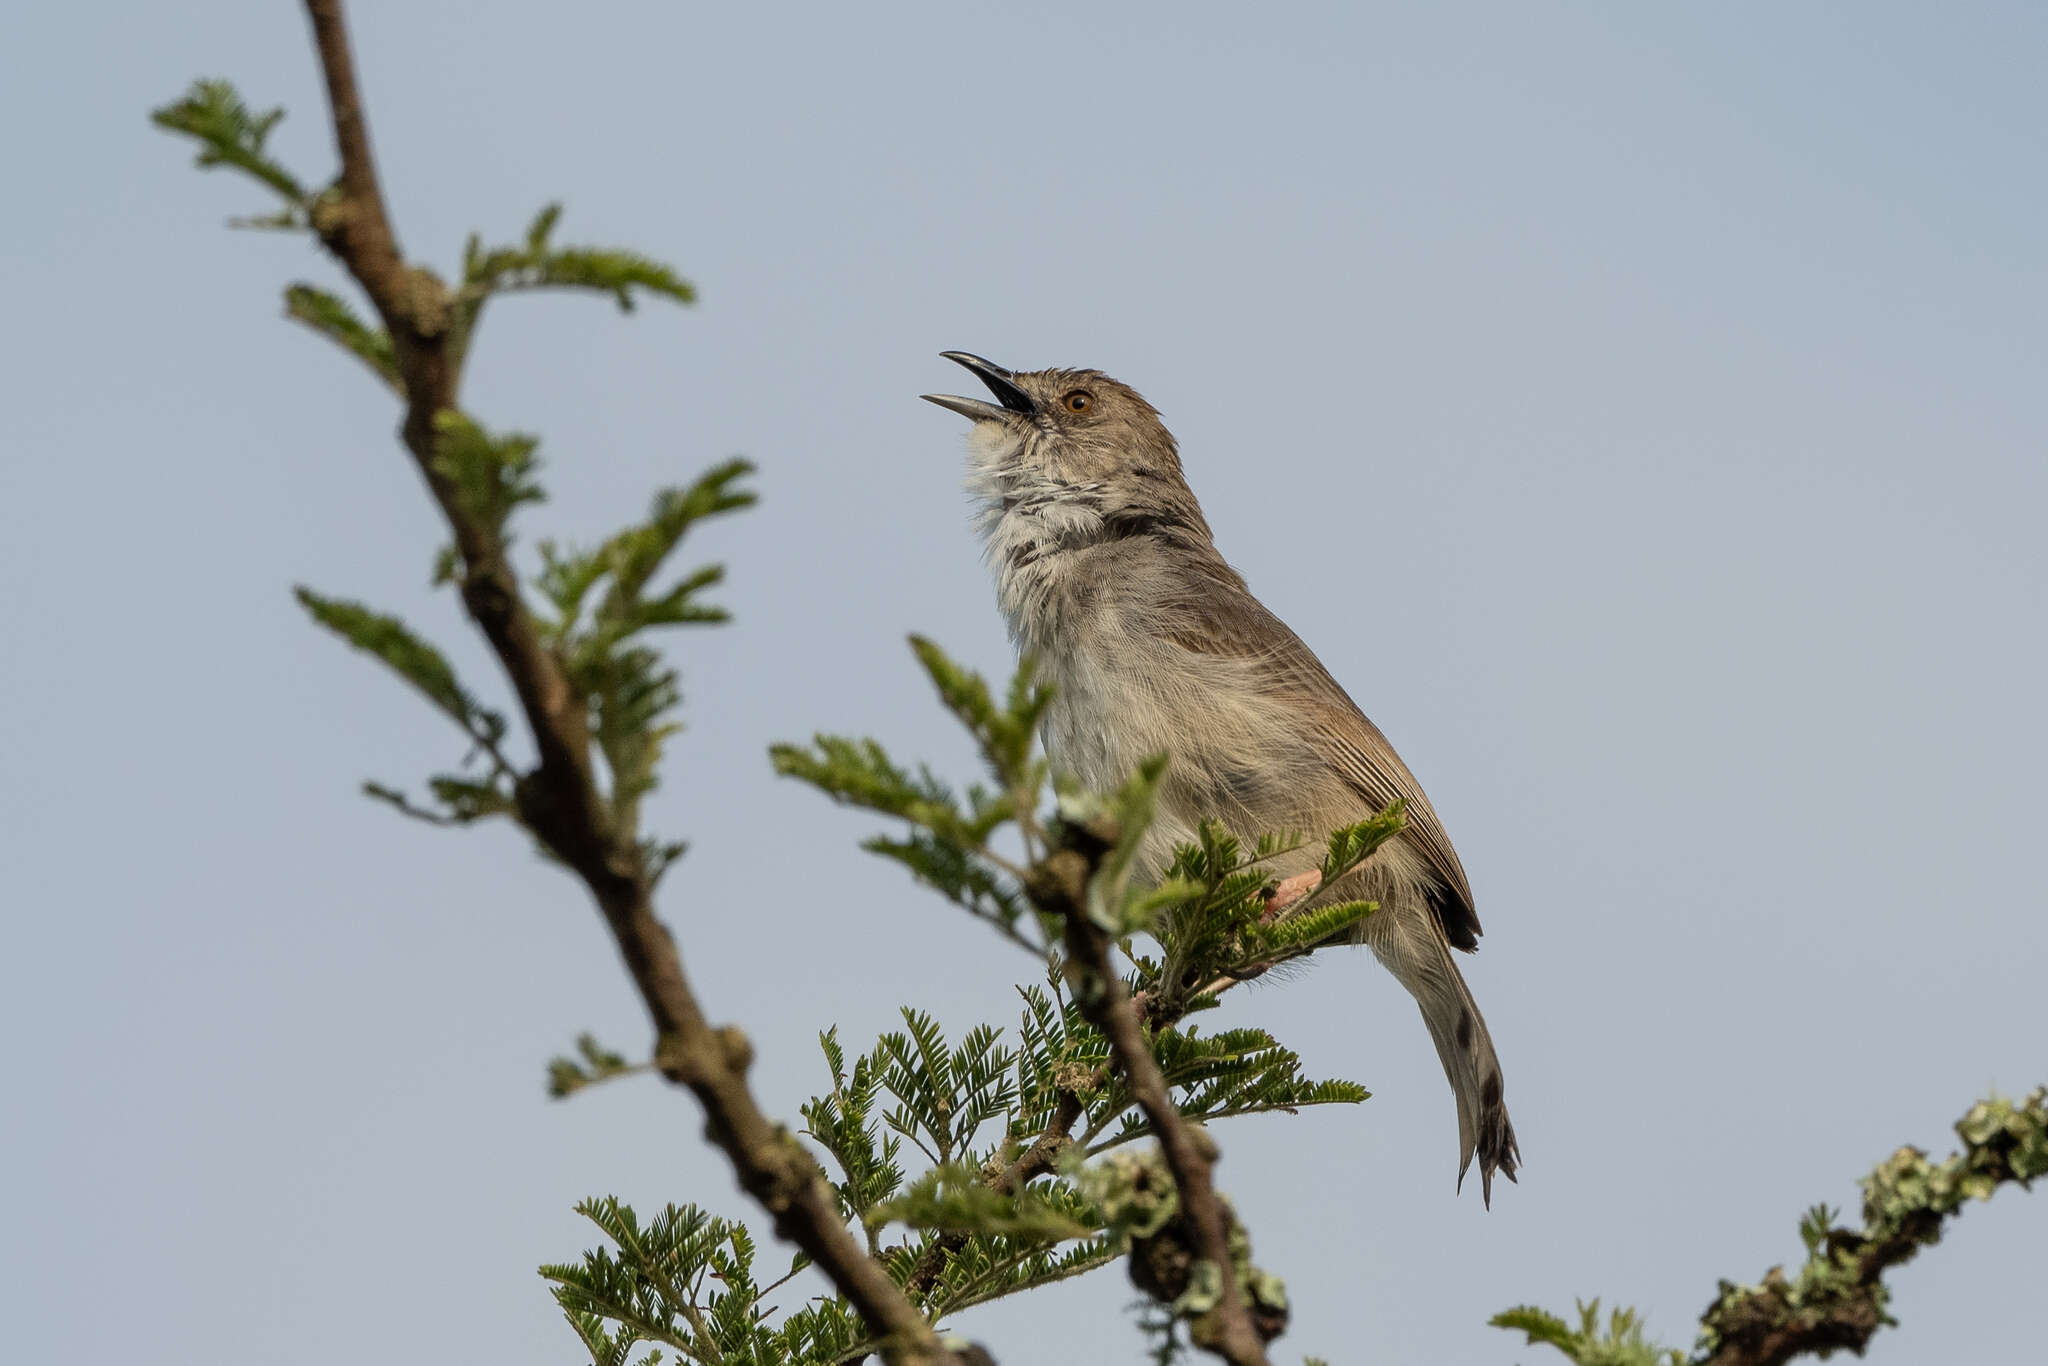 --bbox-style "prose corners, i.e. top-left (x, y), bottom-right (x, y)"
top-left (1474, 1112), bottom-right (1522, 1209)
